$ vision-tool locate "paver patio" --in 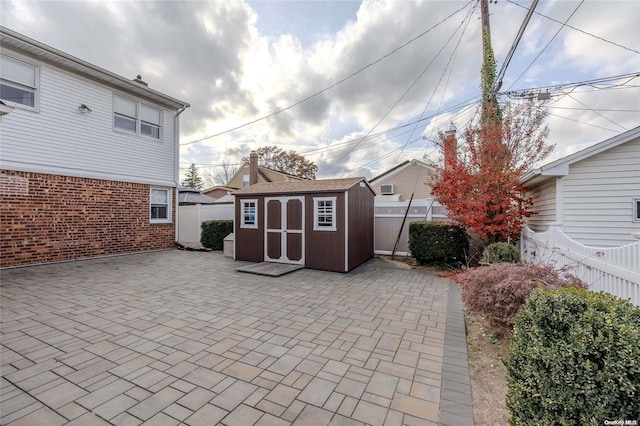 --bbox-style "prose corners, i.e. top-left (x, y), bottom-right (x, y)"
top-left (0, 251), bottom-right (473, 425)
